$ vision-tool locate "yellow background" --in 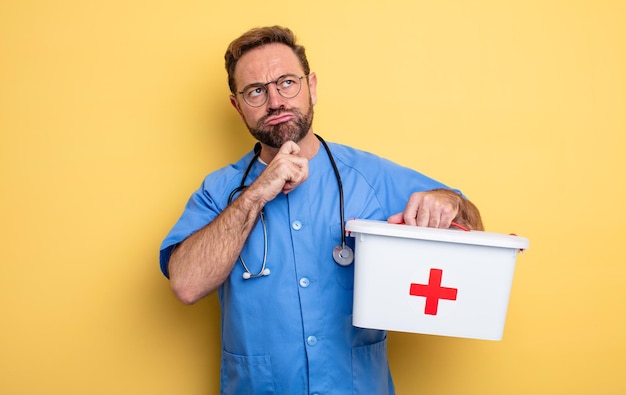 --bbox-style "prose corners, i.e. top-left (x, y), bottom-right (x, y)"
top-left (1, 0), bottom-right (625, 394)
